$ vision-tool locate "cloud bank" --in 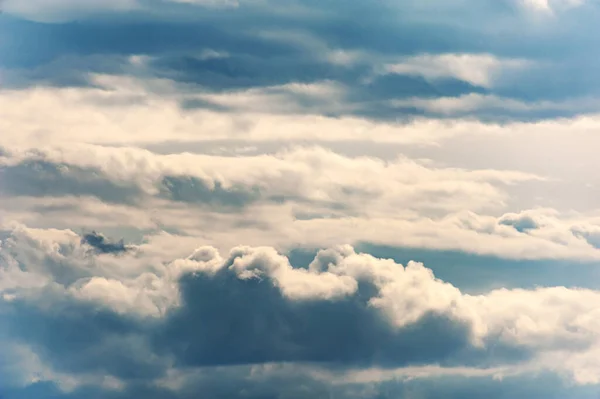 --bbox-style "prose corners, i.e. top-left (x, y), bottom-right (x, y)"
top-left (3, 225), bottom-right (600, 399)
